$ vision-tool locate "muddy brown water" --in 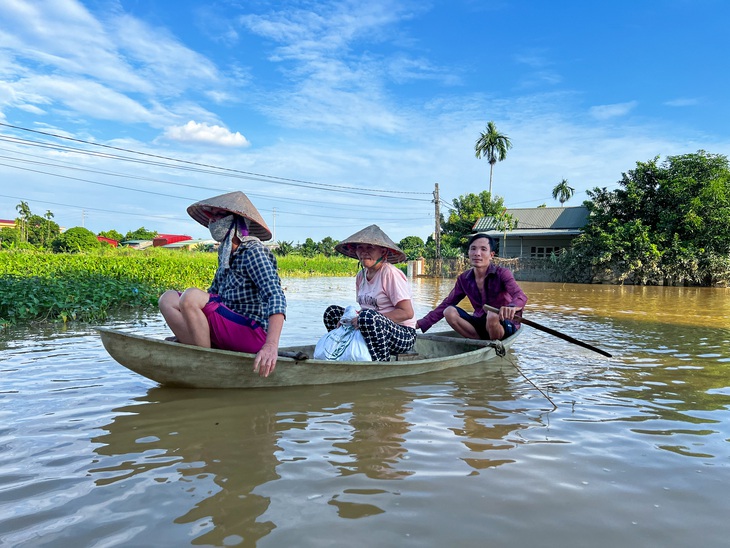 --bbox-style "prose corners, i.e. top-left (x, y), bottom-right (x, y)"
top-left (1, 278), bottom-right (729, 547)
